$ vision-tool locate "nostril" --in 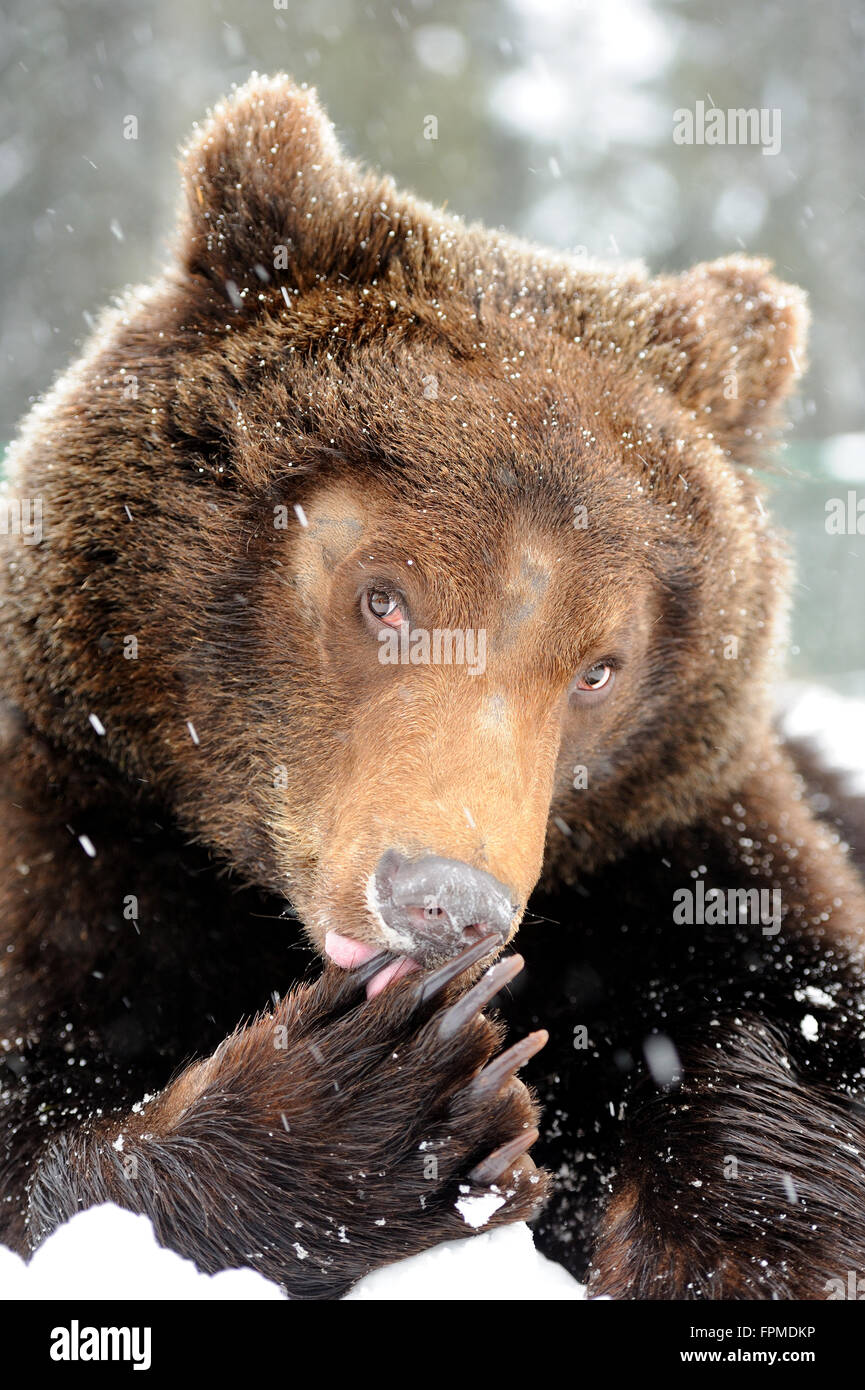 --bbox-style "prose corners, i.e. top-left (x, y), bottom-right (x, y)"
top-left (403, 903), bottom-right (445, 931)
